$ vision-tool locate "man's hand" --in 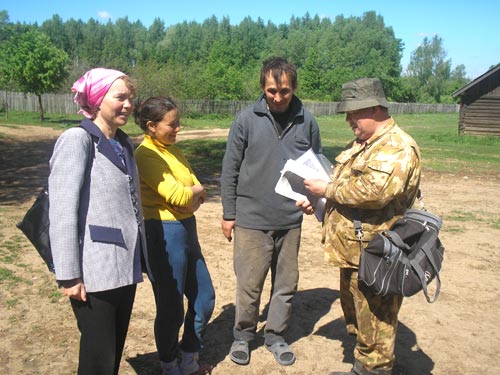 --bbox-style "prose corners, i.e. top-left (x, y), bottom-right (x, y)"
top-left (296, 199), bottom-right (314, 215)
top-left (304, 179), bottom-right (328, 197)
top-left (221, 219), bottom-right (236, 242)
